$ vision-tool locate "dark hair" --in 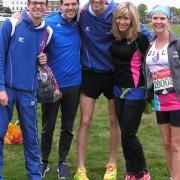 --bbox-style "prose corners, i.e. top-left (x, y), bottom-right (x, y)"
top-left (60, 0), bottom-right (79, 4)
top-left (28, 0), bottom-right (48, 4)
